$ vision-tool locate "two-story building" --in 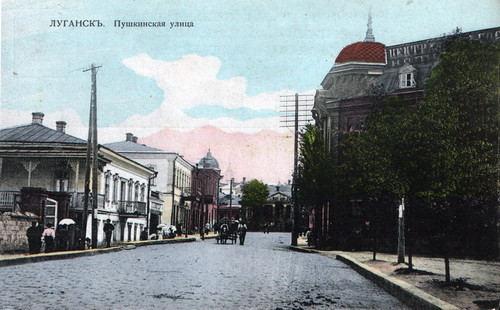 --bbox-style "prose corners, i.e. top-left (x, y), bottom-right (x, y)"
top-left (105, 133), bottom-right (193, 234)
top-left (191, 151), bottom-right (222, 232)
